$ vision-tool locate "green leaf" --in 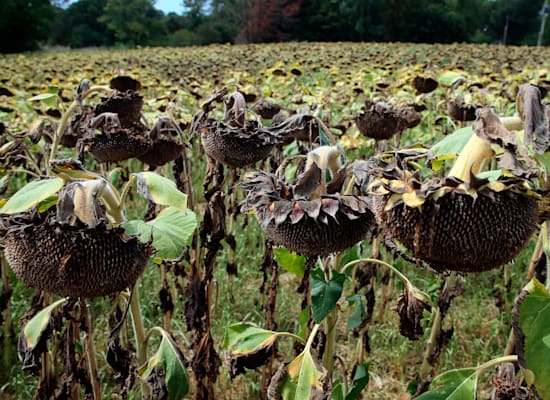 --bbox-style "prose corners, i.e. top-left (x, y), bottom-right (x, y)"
top-left (123, 207), bottom-right (197, 262)
top-left (331, 379), bottom-right (346, 400)
top-left (274, 248), bottom-right (307, 278)
top-left (438, 71), bottom-right (465, 86)
top-left (27, 92), bottom-right (58, 109)
top-left (139, 328), bottom-right (188, 400)
top-left (311, 268), bottom-right (346, 323)
top-left (431, 127), bottom-right (473, 157)
top-left (518, 279), bottom-right (550, 398)
top-left (135, 172), bottom-right (188, 211)
top-left (346, 363), bottom-right (369, 400)
top-left (0, 178), bottom-right (64, 214)
top-left (223, 323), bottom-right (284, 355)
top-left (22, 298), bottom-right (67, 349)
top-left (415, 368), bottom-right (477, 400)
top-left (347, 295), bottom-right (367, 331)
